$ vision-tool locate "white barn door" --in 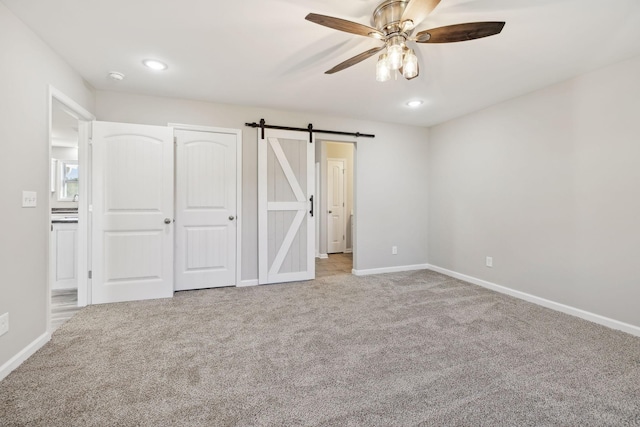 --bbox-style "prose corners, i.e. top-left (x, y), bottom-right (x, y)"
top-left (258, 129), bottom-right (315, 284)
top-left (174, 129), bottom-right (238, 290)
top-left (91, 121), bottom-right (174, 304)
